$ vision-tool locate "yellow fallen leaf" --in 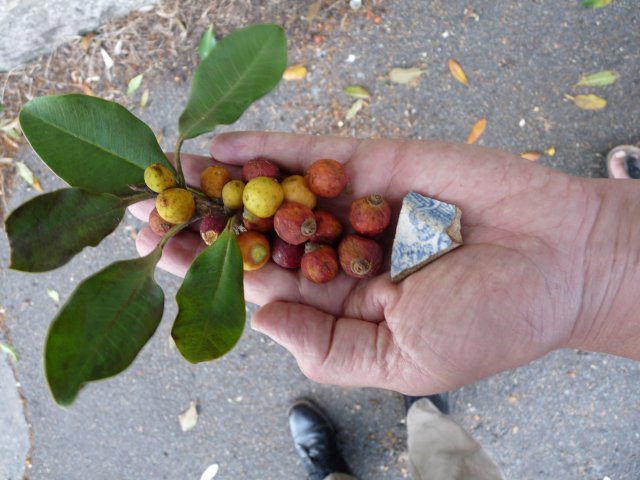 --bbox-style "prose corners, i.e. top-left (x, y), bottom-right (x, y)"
top-left (140, 89), bottom-right (150, 110)
top-left (283, 64), bottom-right (307, 81)
top-left (466, 118), bottom-right (487, 144)
top-left (343, 85), bottom-right (371, 99)
top-left (15, 161), bottom-right (43, 191)
top-left (80, 32), bottom-right (95, 51)
top-left (346, 99), bottom-right (365, 120)
top-left (389, 67), bottom-right (426, 85)
top-left (566, 94), bottom-right (607, 111)
top-left (545, 146), bottom-right (556, 157)
top-left (520, 151), bottom-right (542, 161)
top-left (448, 58), bottom-right (469, 86)
top-left (582, 0), bottom-right (613, 8)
